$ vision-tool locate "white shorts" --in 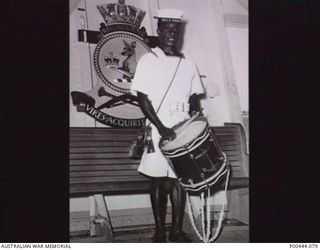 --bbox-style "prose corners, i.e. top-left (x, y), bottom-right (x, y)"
top-left (137, 125), bottom-right (177, 179)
